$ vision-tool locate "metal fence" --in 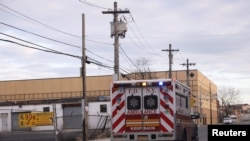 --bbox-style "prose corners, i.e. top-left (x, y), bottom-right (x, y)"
top-left (0, 90), bottom-right (110, 102)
